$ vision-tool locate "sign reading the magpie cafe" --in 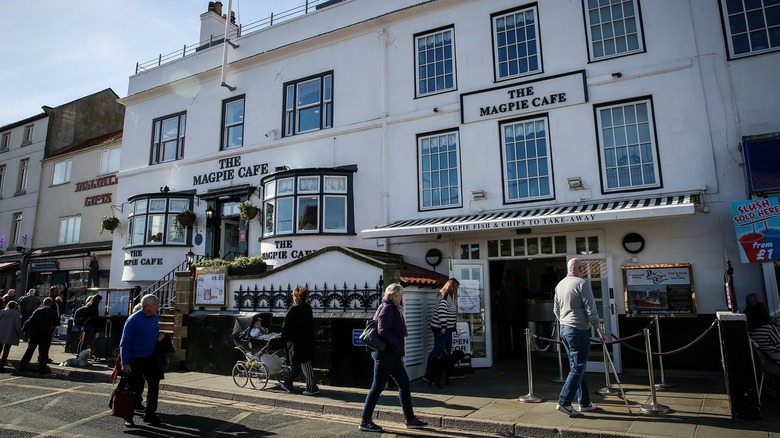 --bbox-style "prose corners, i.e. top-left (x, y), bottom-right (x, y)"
top-left (460, 70), bottom-right (587, 124)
